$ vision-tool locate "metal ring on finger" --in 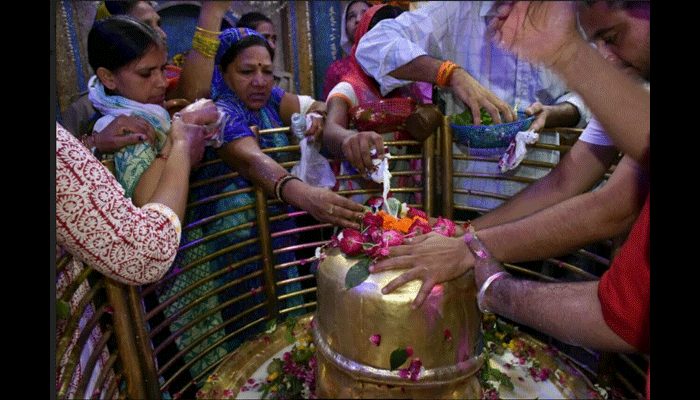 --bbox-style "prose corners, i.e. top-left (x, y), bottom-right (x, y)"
top-left (327, 205), bottom-right (335, 215)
